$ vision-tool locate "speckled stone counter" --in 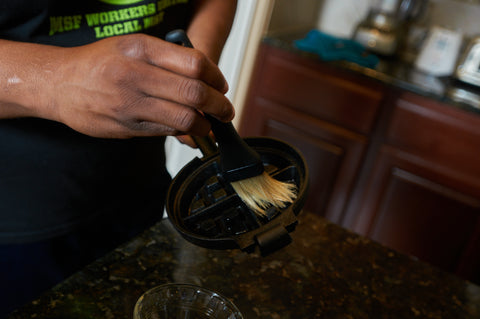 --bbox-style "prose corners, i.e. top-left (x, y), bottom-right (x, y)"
top-left (8, 212), bottom-right (480, 318)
